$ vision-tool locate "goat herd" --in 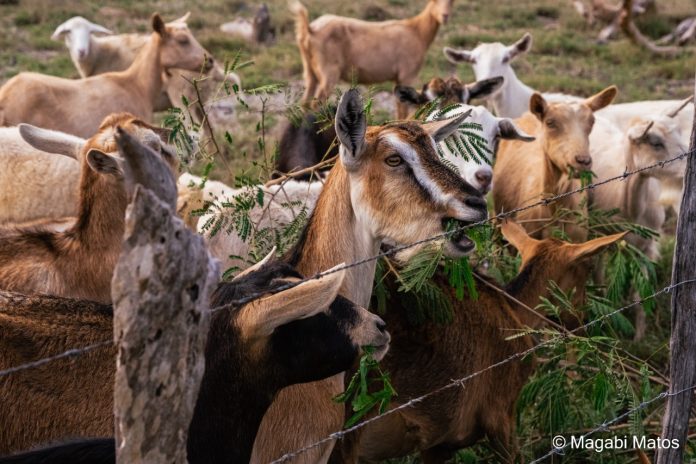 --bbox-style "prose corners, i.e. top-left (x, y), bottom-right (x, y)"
top-left (0, 0), bottom-right (693, 463)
